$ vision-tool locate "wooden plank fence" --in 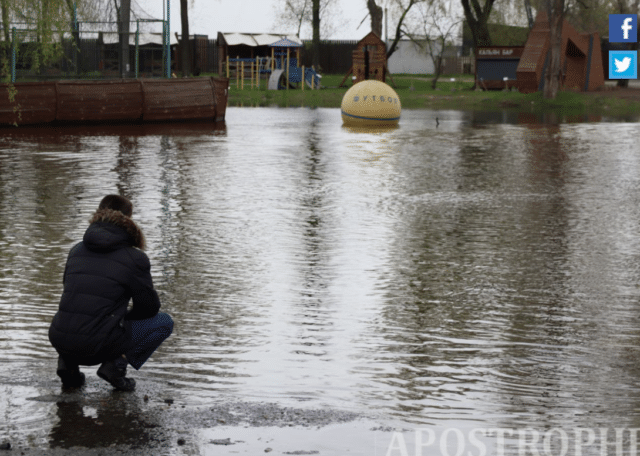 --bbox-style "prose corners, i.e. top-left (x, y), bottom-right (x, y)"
top-left (3, 37), bottom-right (477, 79)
